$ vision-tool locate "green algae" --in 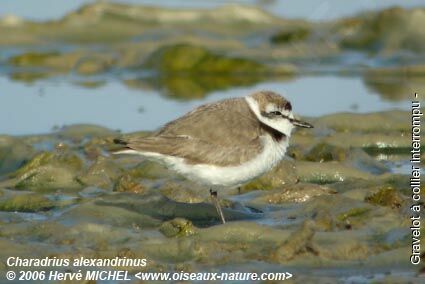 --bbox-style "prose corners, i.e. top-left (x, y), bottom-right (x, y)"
top-left (159, 218), bottom-right (197, 238)
top-left (9, 71), bottom-right (52, 83)
top-left (73, 80), bottom-right (107, 89)
top-left (0, 194), bottom-right (54, 212)
top-left (8, 51), bottom-right (115, 82)
top-left (9, 52), bottom-right (60, 66)
top-left (365, 186), bottom-right (404, 208)
top-left (251, 183), bottom-right (336, 204)
top-left (138, 44), bottom-right (294, 99)
top-left (362, 146), bottom-right (419, 156)
top-left (304, 142), bottom-right (348, 162)
top-left (270, 27), bottom-right (311, 44)
top-left (12, 150), bottom-right (82, 178)
top-left (143, 44), bottom-right (268, 75)
top-left (113, 174), bottom-right (145, 193)
top-left (11, 152), bottom-right (54, 178)
top-left (143, 75), bottom-right (267, 100)
top-left (336, 207), bottom-right (371, 223)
